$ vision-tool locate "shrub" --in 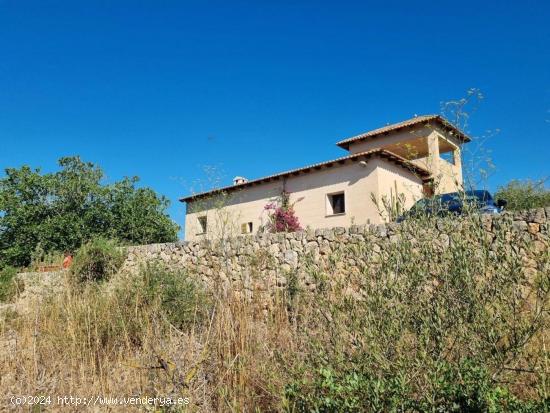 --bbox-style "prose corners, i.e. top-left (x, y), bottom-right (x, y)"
top-left (286, 359), bottom-right (546, 412)
top-left (495, 179), bottom-right (550, 211)
top-left (264, 191), bottom-right (302, 233)
top-left (70, 237), bottom-right (125, 282)
top-left (70, 264), bottom-right (209, 350)
top-left (128, 263), bottom-right (211, 329)
top-left (0, 266), bottom-right (22, 302)
top-left (16, 262), bottom-right (210, 365)
top-left (283, 214), bottom-right (549, 411)
top-left (285, 367), bottom-right (411, 412)
top-left (421, 359), bottom-right (546, 413)
top-left (265, 205), bottom-right (302, 232)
